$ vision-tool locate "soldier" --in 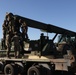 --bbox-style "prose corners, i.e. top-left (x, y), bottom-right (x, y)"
top-left (14, 17), bottom-right (22, 33)
top-left (12, 32), bottom-right (20, 58)
top-left (6, 31), bottom-right (11, 58)
top-left (7, 13), bottom-right (14, 34)
top-left (21, 22), bottom-right (28, 41)
top-left (2, 20), bottom-right (7, 39)
top-left (19, 34), bottom-right (24, 56)
top-left (2, 20), bottom-right (8, 49)
top-left (40, 33), bottom-right (46, 50)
